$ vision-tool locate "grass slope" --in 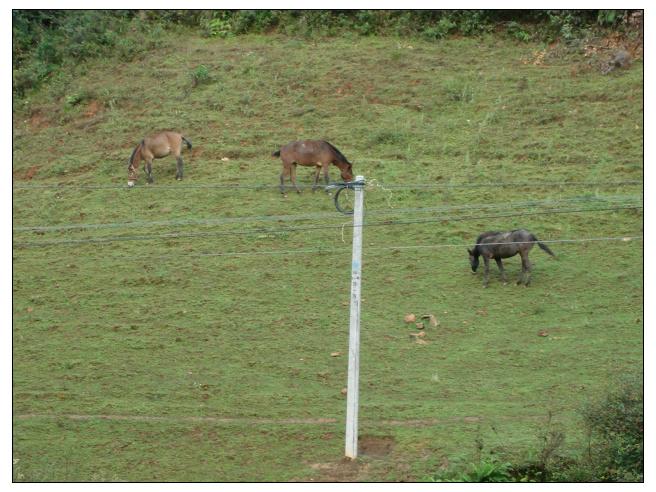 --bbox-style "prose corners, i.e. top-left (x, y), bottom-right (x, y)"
top-left (13, 32), bottom-right (643, 482)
